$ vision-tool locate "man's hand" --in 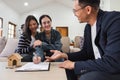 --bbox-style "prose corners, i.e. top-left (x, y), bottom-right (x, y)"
top-left (33, 56), bottom-right (41, 64)
top-left (33, 40), bottom-right (42, 48)
top-left (45, 50), bottom-right (68, 62)
top-left (59, 60), bottom-right (75, 70)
